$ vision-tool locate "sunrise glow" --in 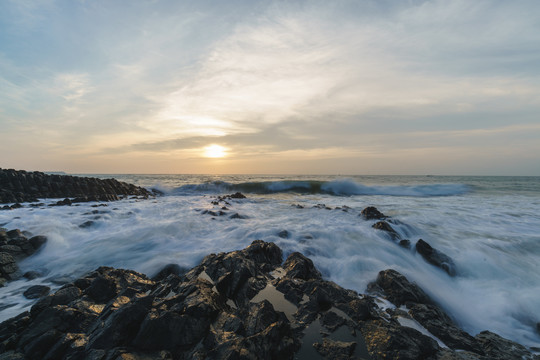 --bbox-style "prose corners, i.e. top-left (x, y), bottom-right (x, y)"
top-left (203, 144), bottom-right (227, 158)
